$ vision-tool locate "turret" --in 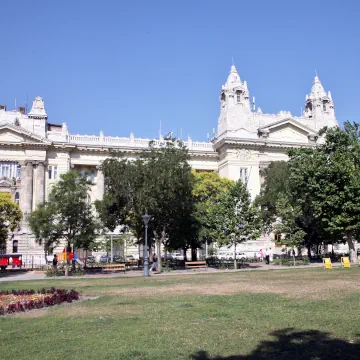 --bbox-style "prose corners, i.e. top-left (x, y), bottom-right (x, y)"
top-left (25, 96), bottom-right (48, 137)
top-left (304, 76), bottom-right (337, 130)
top-left (218, 64), bottom-right (251, 136)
